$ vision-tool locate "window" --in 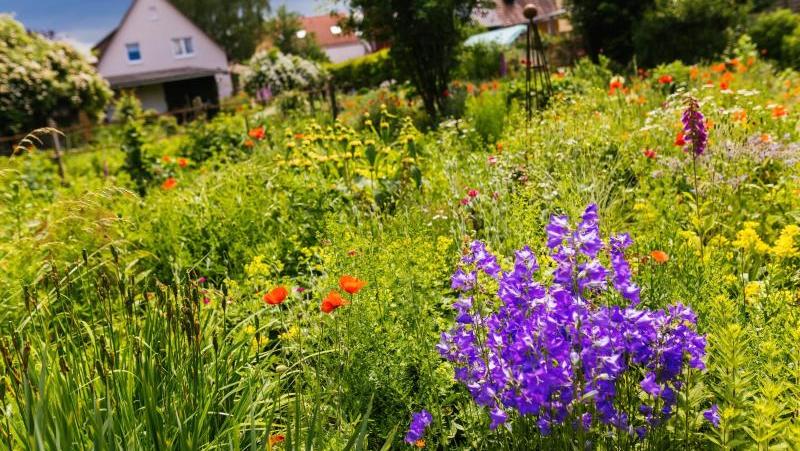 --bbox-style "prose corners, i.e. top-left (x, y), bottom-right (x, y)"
top-left (126, 43), bottom-right (141, 63)
top-left (172, 37), bottom-right (195, 57)
top-left (330, 25), bottom-right (342, 35)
